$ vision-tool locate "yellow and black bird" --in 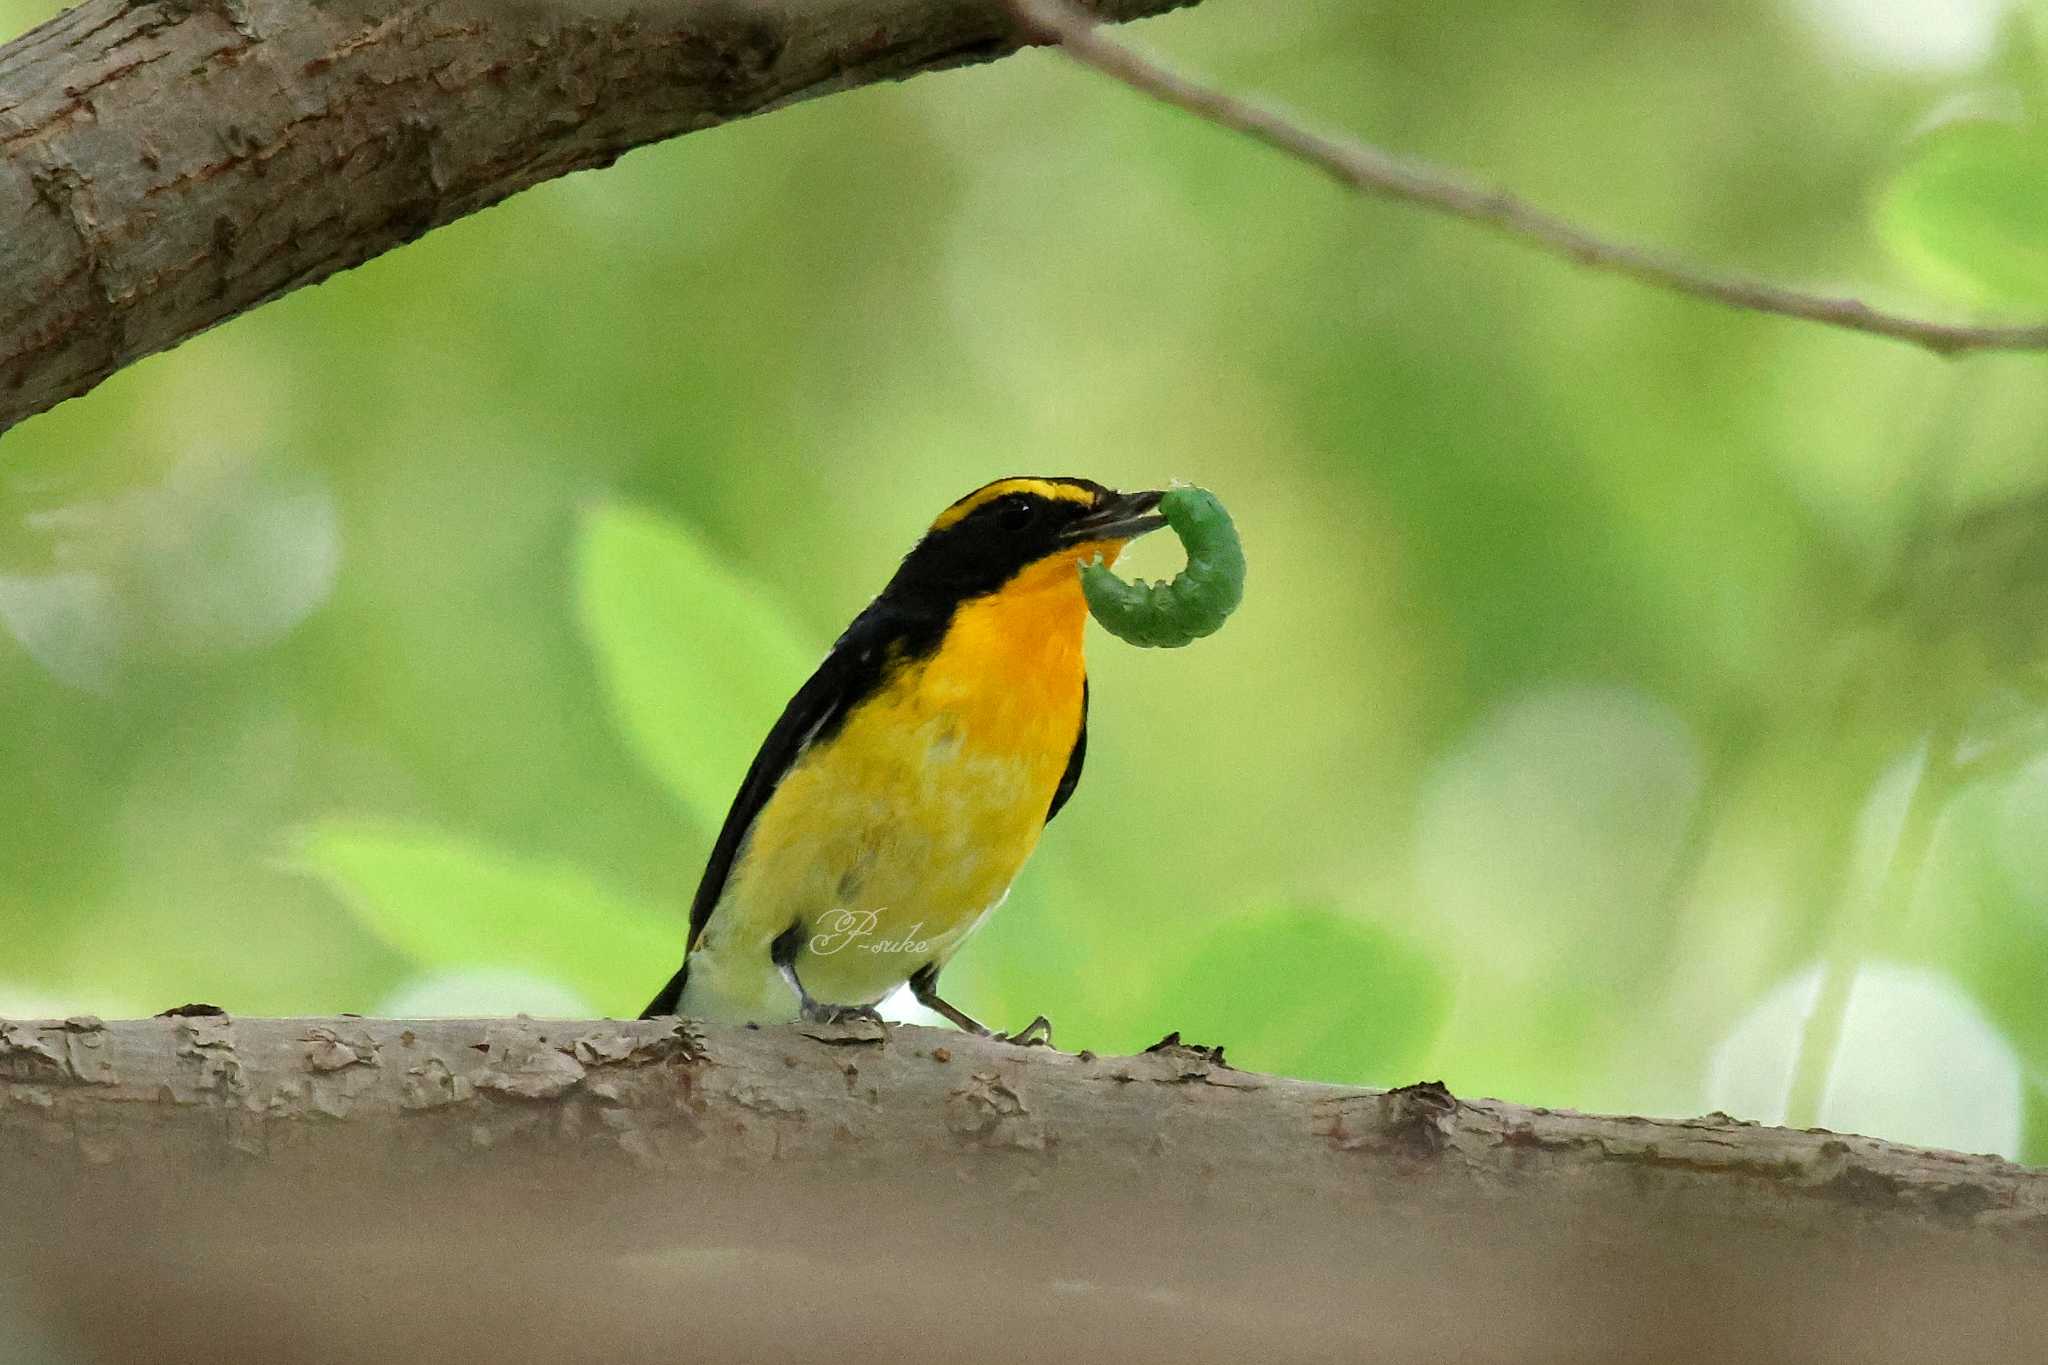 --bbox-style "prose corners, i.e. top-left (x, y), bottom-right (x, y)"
top-left (640, 476), bottom-right (1167, 1039)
